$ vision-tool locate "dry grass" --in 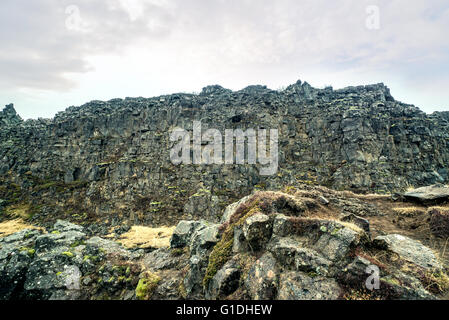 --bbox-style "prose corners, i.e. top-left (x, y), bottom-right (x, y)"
top-left (117, 225), bottom-right (175, 249)
top-left (0, 219), bottom-right (43, 237)
top-left (4, 203), bottom-right (33, 220)
top-left (392, 206), bottom-right (426, 217)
